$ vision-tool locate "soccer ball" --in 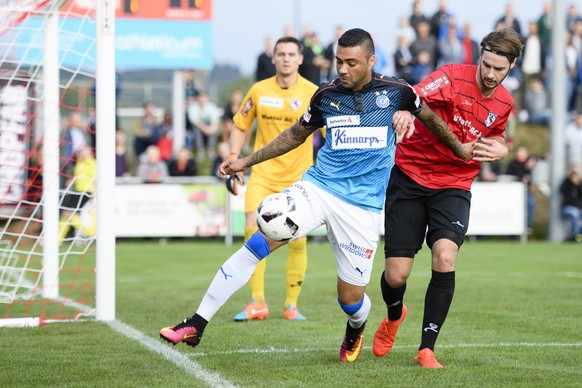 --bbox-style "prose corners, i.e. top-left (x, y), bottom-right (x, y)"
top-left (256, 193), bottom-right (303, 242)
